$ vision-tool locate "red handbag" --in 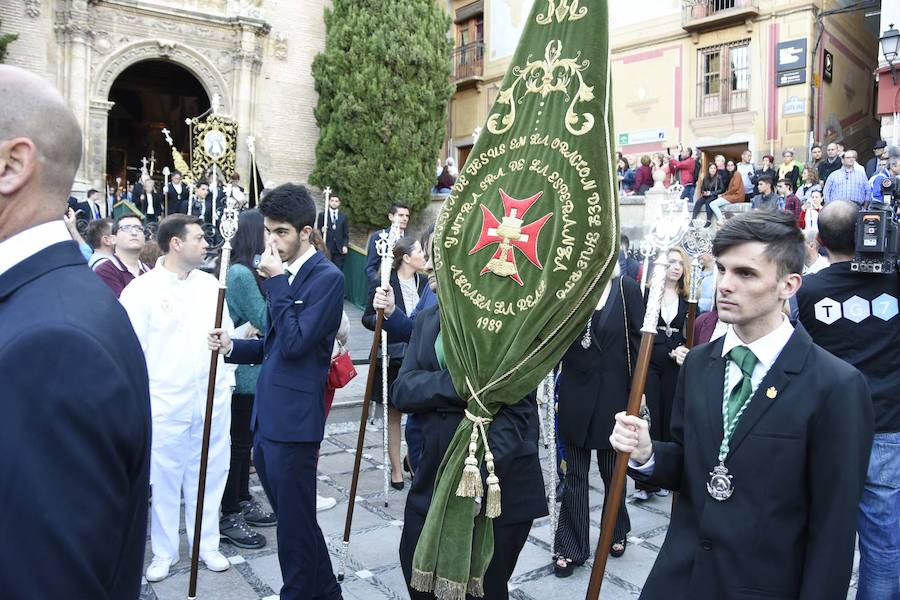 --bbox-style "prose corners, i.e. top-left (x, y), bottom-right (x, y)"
top-left (327, 343), bottom-right (357, 390)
